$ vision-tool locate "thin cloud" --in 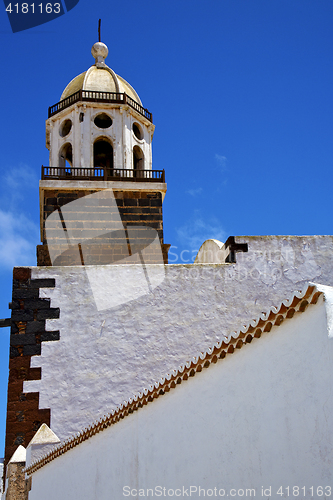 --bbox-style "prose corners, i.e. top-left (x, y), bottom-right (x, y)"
top-left (186, 187), bottom-right (203, 197)
top-left (0, 211), bottom-right (39, 268)
top-left (176, 215), bottom-right (226, 253)
top-left (215, 154), bottom-right (227, 171)
top-left (4, 165), bottom-right (38, 195)
top-left (0, 165), bottom-right (39, 269)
